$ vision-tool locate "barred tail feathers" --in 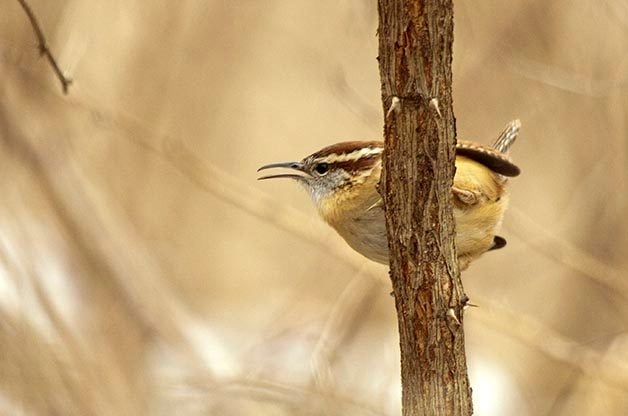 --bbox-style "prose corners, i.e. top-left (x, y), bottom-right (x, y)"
top-left (493, 119), bottom-right (521, 154)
